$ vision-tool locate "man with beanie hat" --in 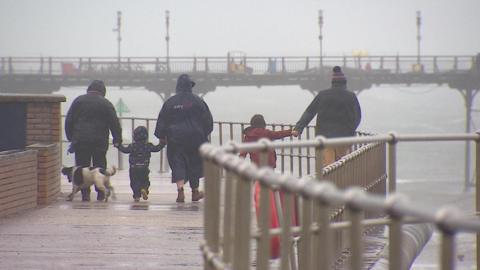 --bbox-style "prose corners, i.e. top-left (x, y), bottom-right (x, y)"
top-left (293, 66), bottom-right (361, 165)
top-left (154, 74), bottom-right (213, 203)
top-left (65, 79), bottom-right (122, 201)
